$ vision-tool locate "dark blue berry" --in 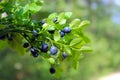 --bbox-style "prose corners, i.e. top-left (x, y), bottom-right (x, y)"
top-left (40, 43), bottom-right (48, 52)
top-left (50, 67), bottom-right (55, 74)
top-left (30, 47), bottom-right (35, 52)
top-left (32, 29), bottom-right (39, 37)
top-left (23, 42), bottom-right (29, 48)
top-left (63, 27), bottom-right (71, 33)
top-left (62, 52), bottom-right (67, 59)
top-left (30, 47), bottom-right (39, 57)
top-left (50, 46), bottom-right (58, 55)
top-left (53, 17), bottom-right (58, 23)
top-left (32, 52), bottom-right (38, 57)
top-left (59, 30), bottom-right (65, 37)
